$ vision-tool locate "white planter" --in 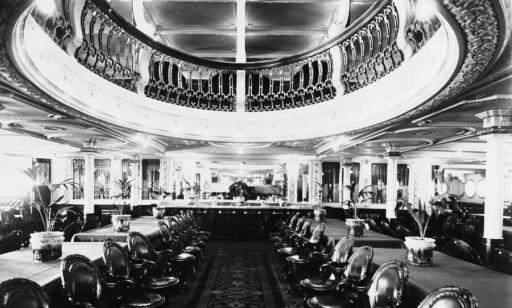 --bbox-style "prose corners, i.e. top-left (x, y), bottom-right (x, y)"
top-left (404, 236), bottom-right (436, 266)
top-left (112, 214), bottom-right (131, 232)
top-left (346, 218), bottom-right (365, 237)
top-left (30, 231), bottom-right (64, 262)
top-left (152, 207), bottom-right (166, 219)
